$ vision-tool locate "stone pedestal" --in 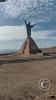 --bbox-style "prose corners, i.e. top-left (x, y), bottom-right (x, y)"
top-left (18, 38), bottom-right (42, 56)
